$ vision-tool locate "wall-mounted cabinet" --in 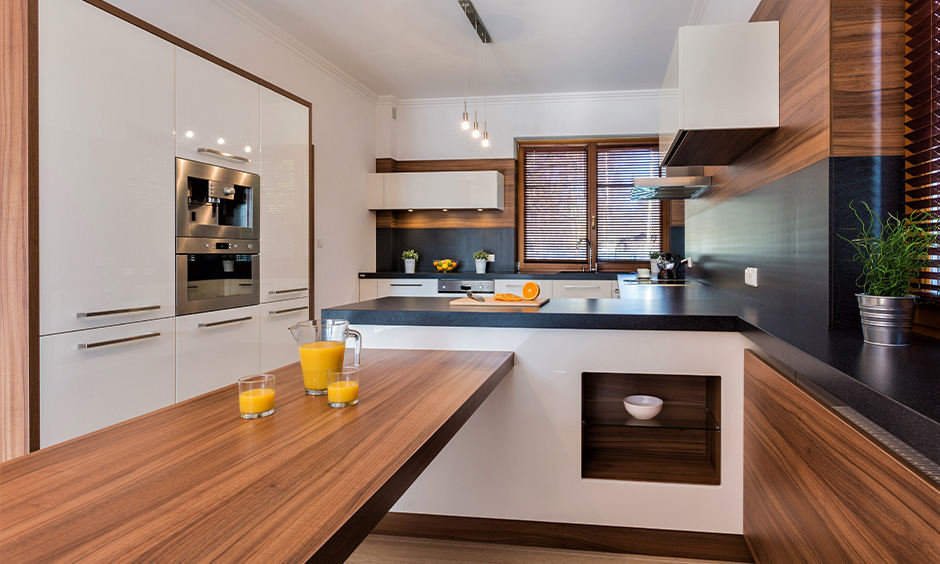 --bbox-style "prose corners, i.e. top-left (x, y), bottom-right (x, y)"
top-left (367, 171), bottom-right (504, 211)
top-left (659, 21), bottom-right (779, 167)
top-left (582, 372), bottom-right (721, 485)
